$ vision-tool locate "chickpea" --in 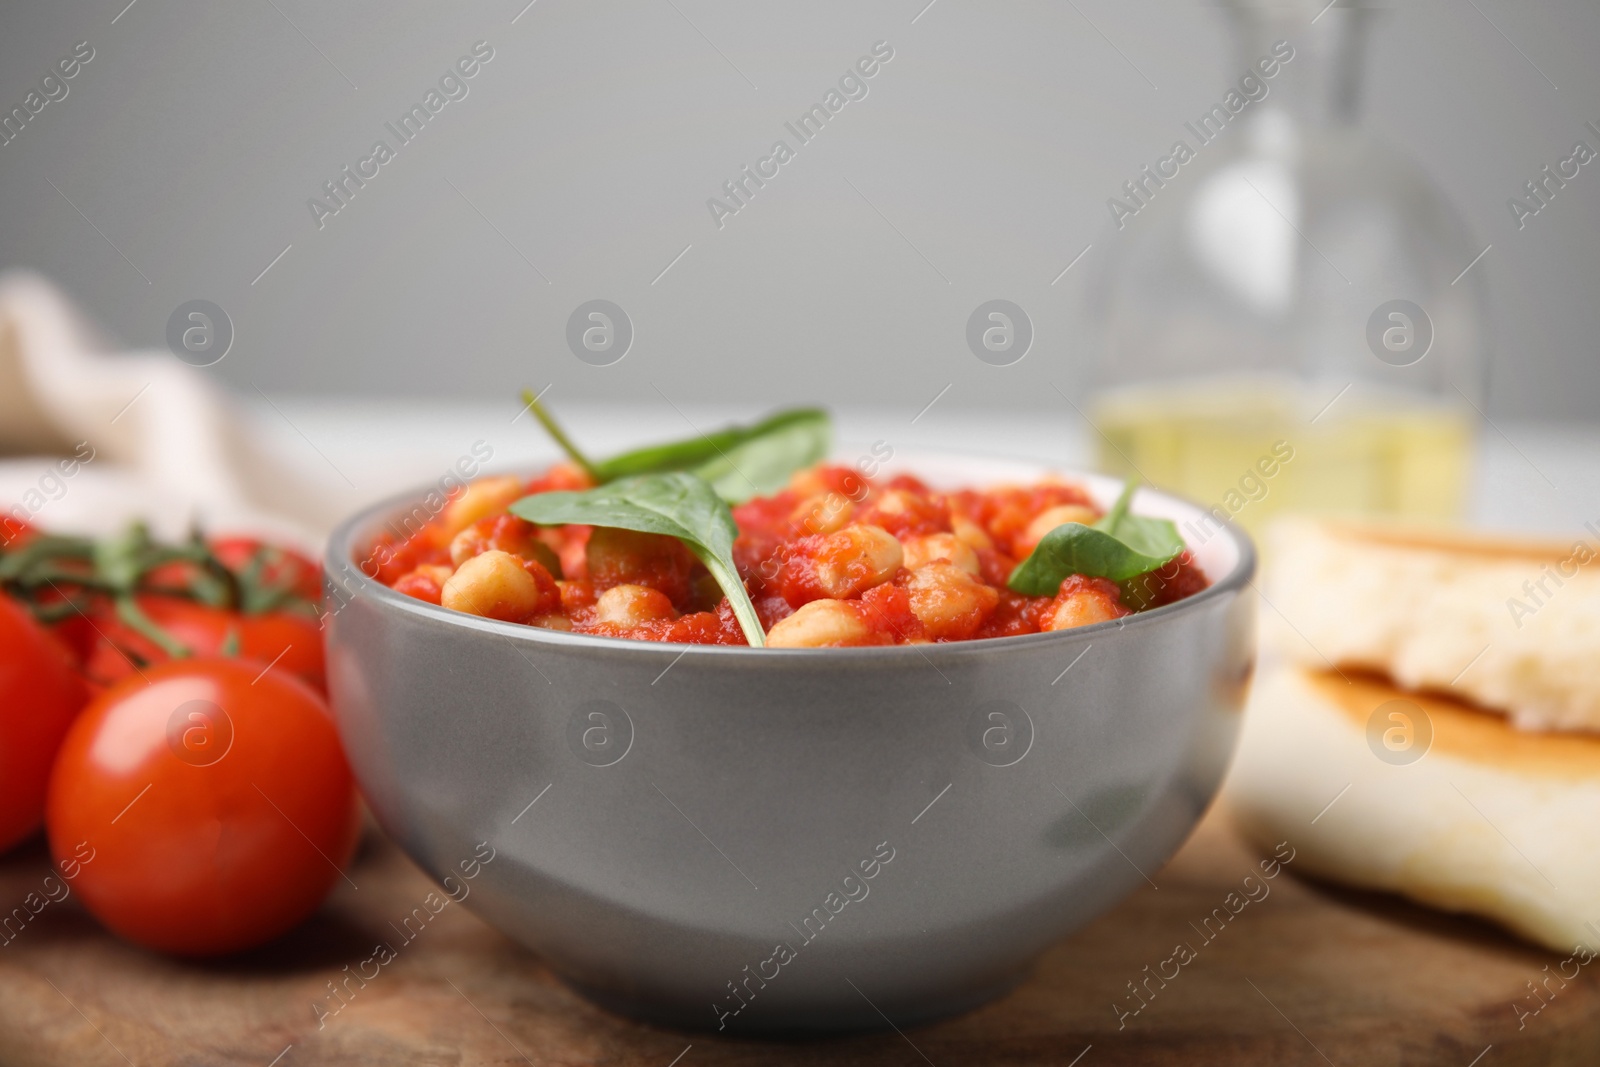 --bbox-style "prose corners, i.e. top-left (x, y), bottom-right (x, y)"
top-left (1045, 578), bottom-right (1126, 631)
top-left (812, 524), bottom-right (903, 599)
top-left (790, 493), bottom-right (854, 536)
top-left (865, 488), bottom-right (916, 517)
top-left (904, 561), bottom-right (999, 640)
top-left (1018, 504), bottom-right (1101, 554)
top-left (586, 527), bottom-right (693, 603)
top-left (527, 614), bottom-right (573, 631)
top-left (950, 514), bottom-right (994, 552)
top-left (787, 467), bottom-right (832, 497)
top-left (449, 526), bottom-right (483, 567)
top-left (448, 515), bottom-right (563, 576)
top-left (900, 532), bottom-right (980, 575)
top-left (858, 488), bottom-right (950, 539)
top-left (766, 599), bottom-right (874, 648)
top-left (411, 563), bottom-right (454, 585)
top-left (557, 534), bottom-right (588, 583)
top-left (595, 584), bottom-right (678, 627)
top-left (392, 563), bottom-right (454, 605)
top-left (441, 550), bottom-right (543, 621)
top-left (557, 579), bottom-right (597, 613)
top-left (441, 476), bottom-right (526, 539)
